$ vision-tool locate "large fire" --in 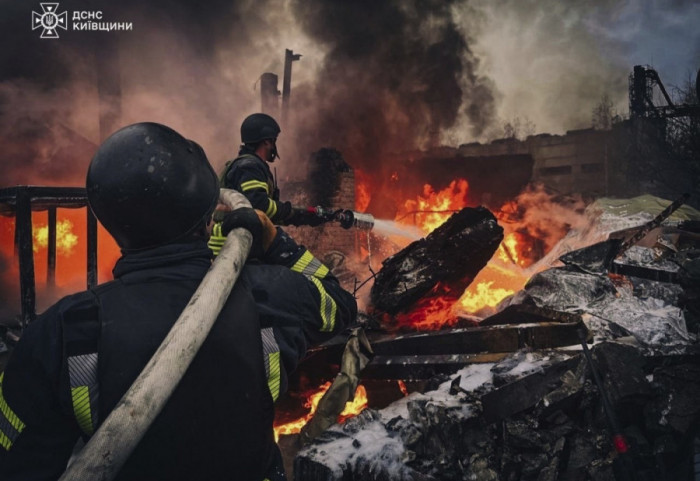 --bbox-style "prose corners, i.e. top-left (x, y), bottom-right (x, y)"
top-left (400, 179), bottom-right (468, 233)
top-left (273, 382), bottom-right (368, 442)
top-left (33, 219), bottom-right (79, 255)
top-left (365, 178), bottom-right (538, 329)
top-left (0, 207), bottom-right (121, 313)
